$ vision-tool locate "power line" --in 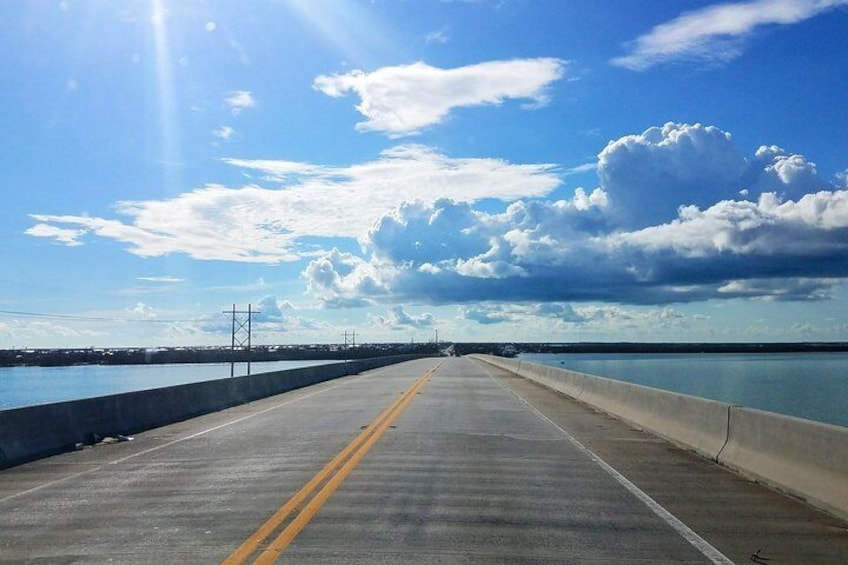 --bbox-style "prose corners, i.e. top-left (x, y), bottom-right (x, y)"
top-left (0, 309), bottom-right (194, 324)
